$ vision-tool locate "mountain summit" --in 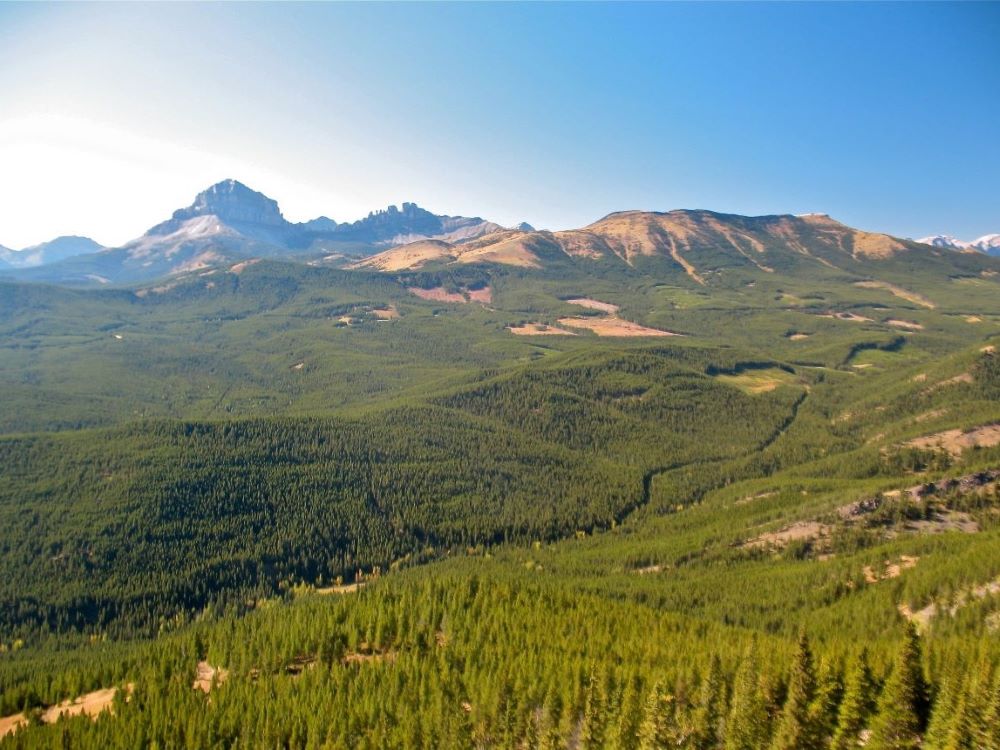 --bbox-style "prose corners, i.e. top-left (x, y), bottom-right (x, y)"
top-left (171, 179), bottom-right (286, 227)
